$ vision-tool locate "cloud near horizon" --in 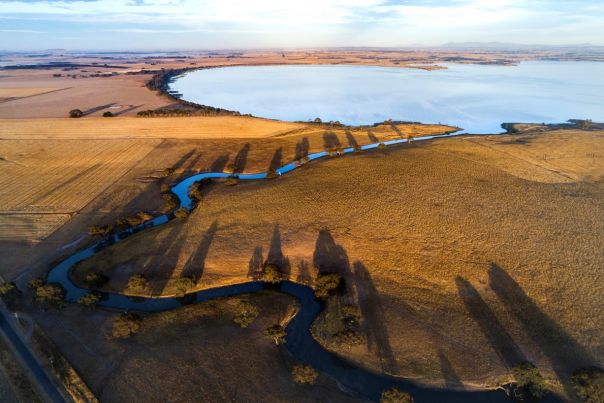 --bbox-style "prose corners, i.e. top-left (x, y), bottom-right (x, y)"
top-left (0, 0), bottom-right (602, 50)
